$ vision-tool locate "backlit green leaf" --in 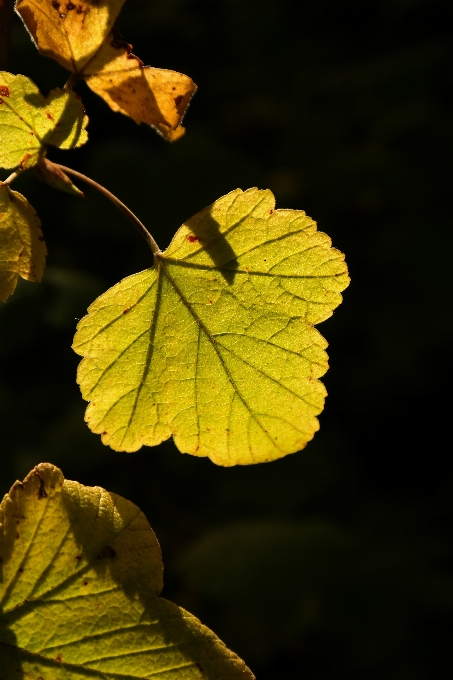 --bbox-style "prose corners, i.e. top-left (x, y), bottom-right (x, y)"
top-left (0, 463), bottom-right (254, 679)
top-left (73, 188), bottom-right (350, 466)
top-left (0, 185), bottom-right (46, 302)
top-left (0, 72), bottom-right (88, 170)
